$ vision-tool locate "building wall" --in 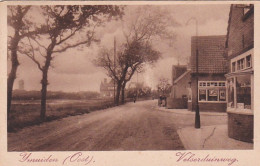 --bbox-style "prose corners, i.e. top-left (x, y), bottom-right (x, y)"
top-left (172, 72), bottom-right (190, 99)
top-left (227, 5), bottom-right (254, 59)
top-left (225, 5), bottom-right (254, 142)
top-left (190, 74), bottom-right (226, 112)
top-left (172, 65), bottom-right (187, 85)
top-left (228, 112), bottom-right (253, 143)
top-left (167, 98), bottom-right (188, 109)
